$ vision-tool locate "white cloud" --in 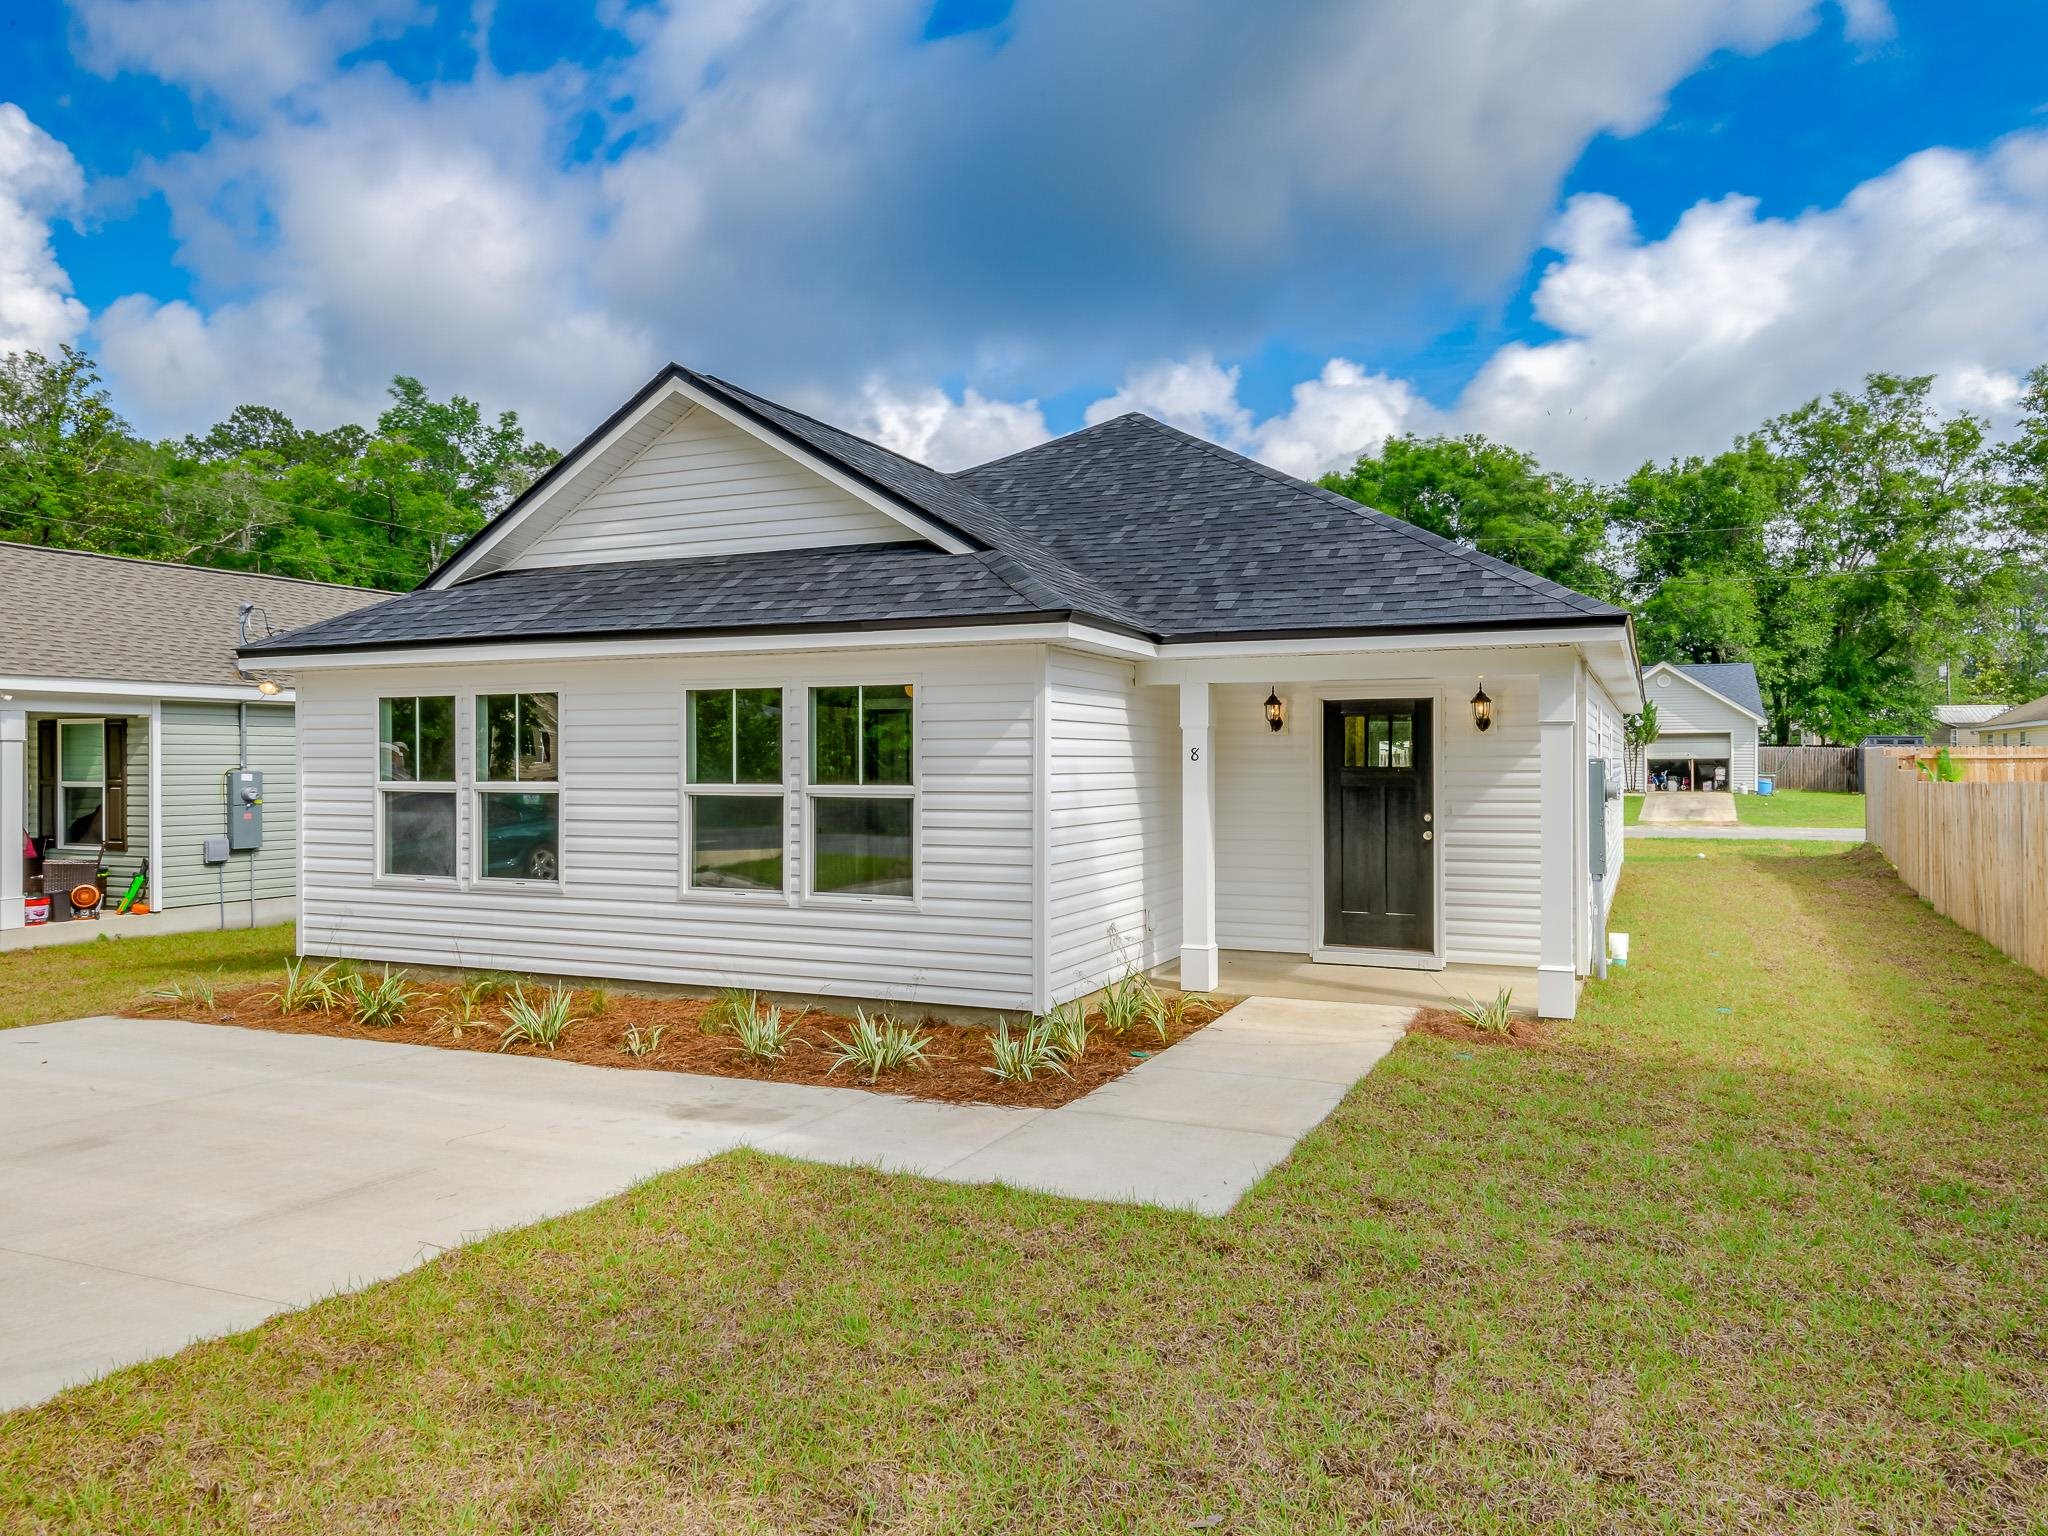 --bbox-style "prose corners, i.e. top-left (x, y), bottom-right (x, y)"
top-left (1083, 355), bottom-right (1252, 441)
top-left (0, 105), bottom-right (88, 357)
top-left (1455, 130), bottom-right (2048, 477)
top-left (824, 379), bottom-right (1051, 472)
